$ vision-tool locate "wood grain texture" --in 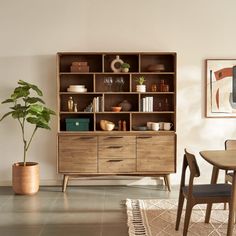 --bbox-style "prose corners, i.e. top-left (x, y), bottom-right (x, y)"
top-left (137, 135), bottom-right (175, 172)
top-left (98, 136), bottom-right (136, 159)
top-left (58, 136), bottom-right (97, 173)
top-left (99, 158), bottom-right (136, 173)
